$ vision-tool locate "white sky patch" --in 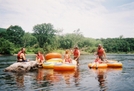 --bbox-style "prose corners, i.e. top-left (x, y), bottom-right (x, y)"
top-left (0, 0), bottom-right (134, 38)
